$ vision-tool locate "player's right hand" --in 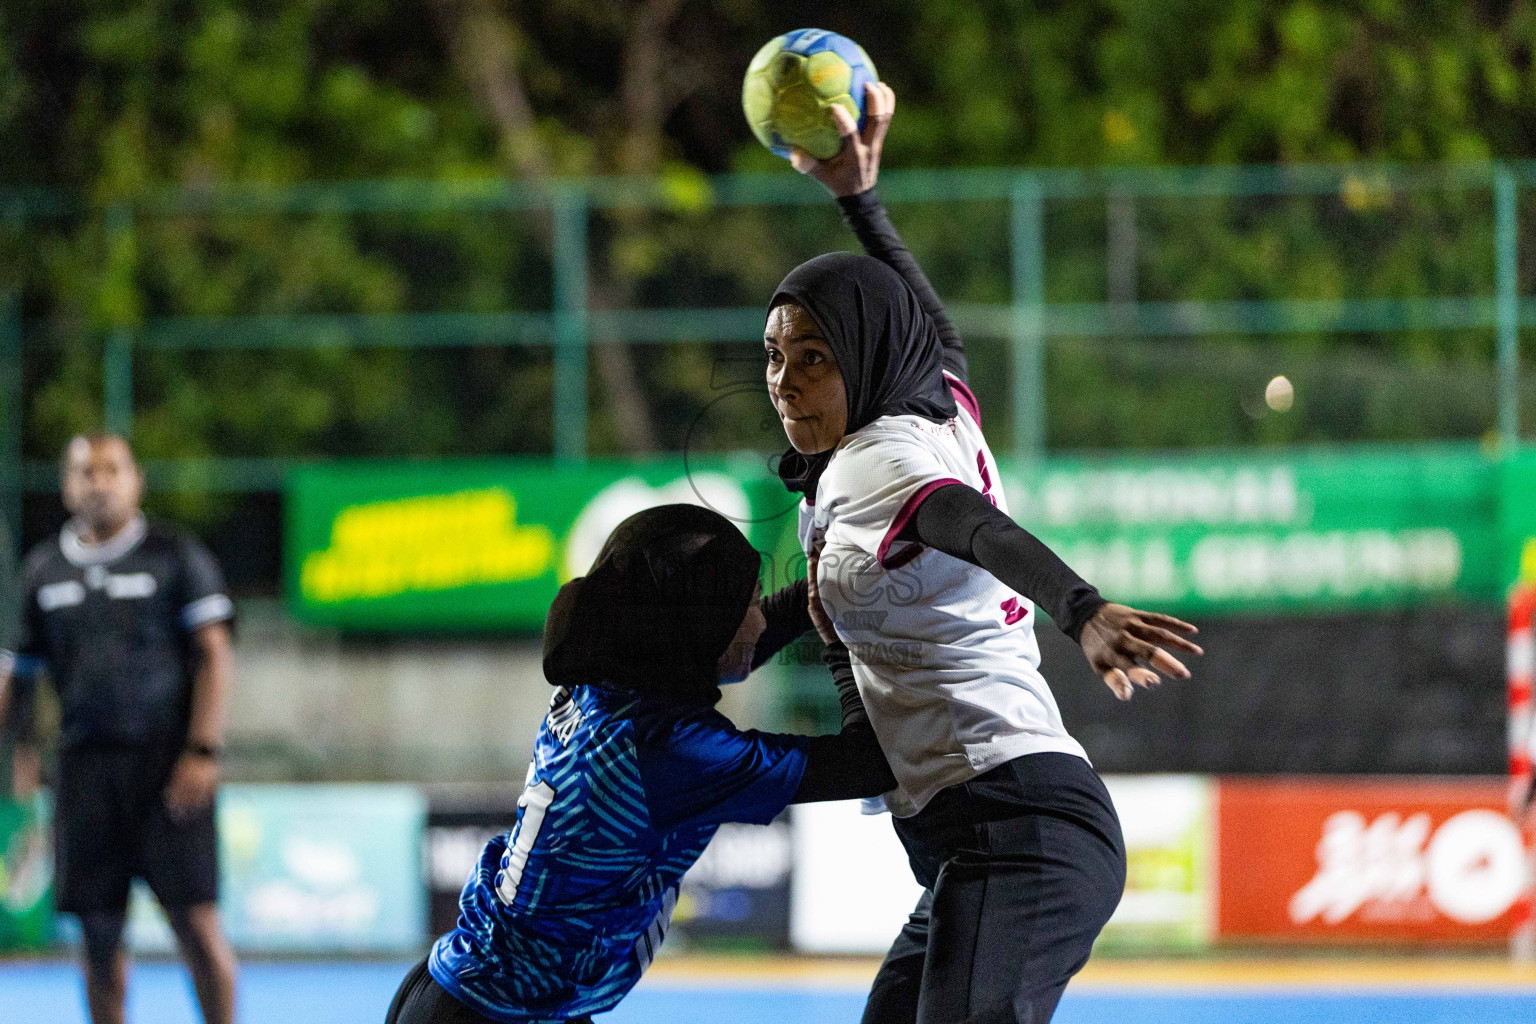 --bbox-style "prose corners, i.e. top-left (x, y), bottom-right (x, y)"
top-left (9, 743), bottom-right (40, 799)
top-left (1078, 603), bottom-right (1202, 701)
top-left (791, 81), bottom-right (895, 198)
top-left (164, 750), bottom-right (220, 820)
